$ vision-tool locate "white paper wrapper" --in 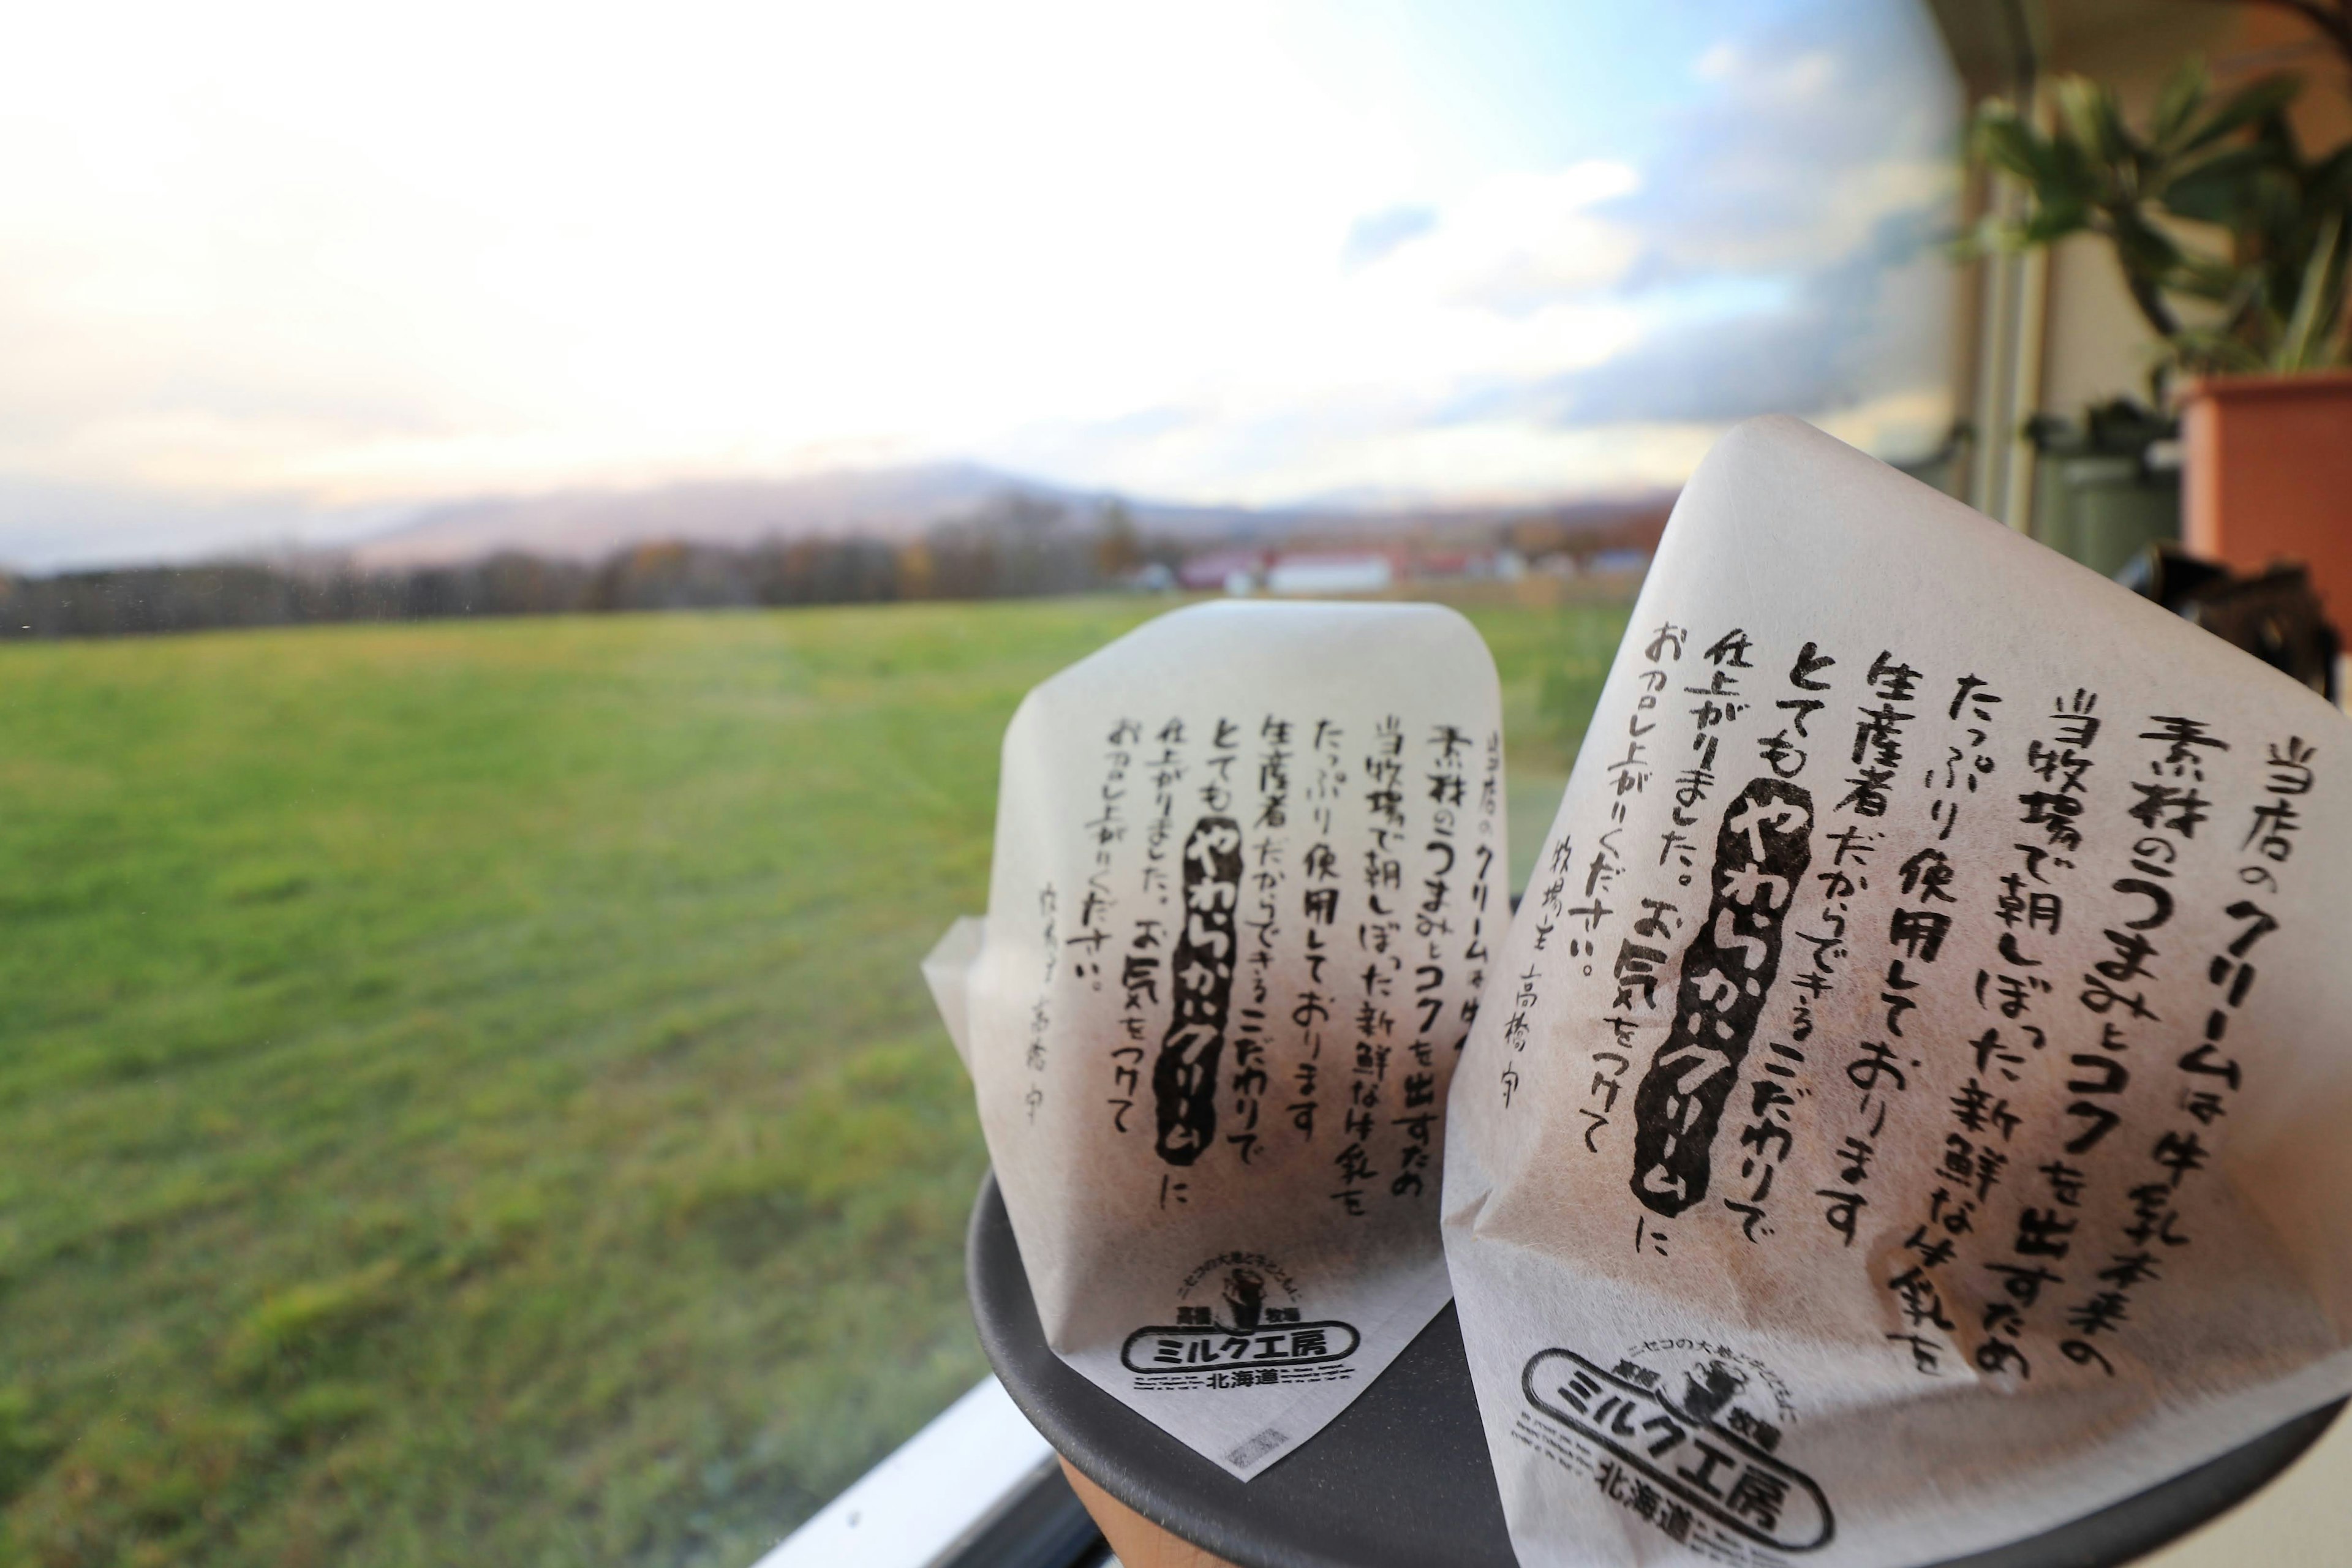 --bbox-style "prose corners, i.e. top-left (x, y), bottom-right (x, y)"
top-left (1444, 417), bottom-right (2352, 1566)
top-left (944, 600), bottom-right (1507, 1477)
